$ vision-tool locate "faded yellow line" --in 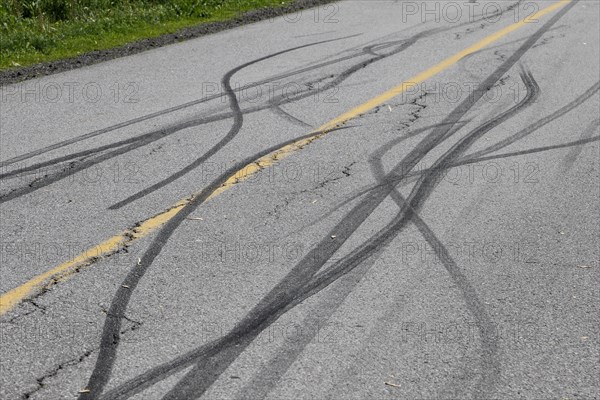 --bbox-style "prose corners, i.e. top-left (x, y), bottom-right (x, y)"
top-left (0, 0), bottom-right (571, 316)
